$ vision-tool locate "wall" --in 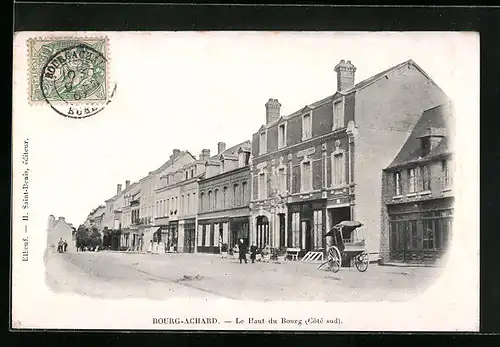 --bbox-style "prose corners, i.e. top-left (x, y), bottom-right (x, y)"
top-left (354, 62), bottom-right (449, 255)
